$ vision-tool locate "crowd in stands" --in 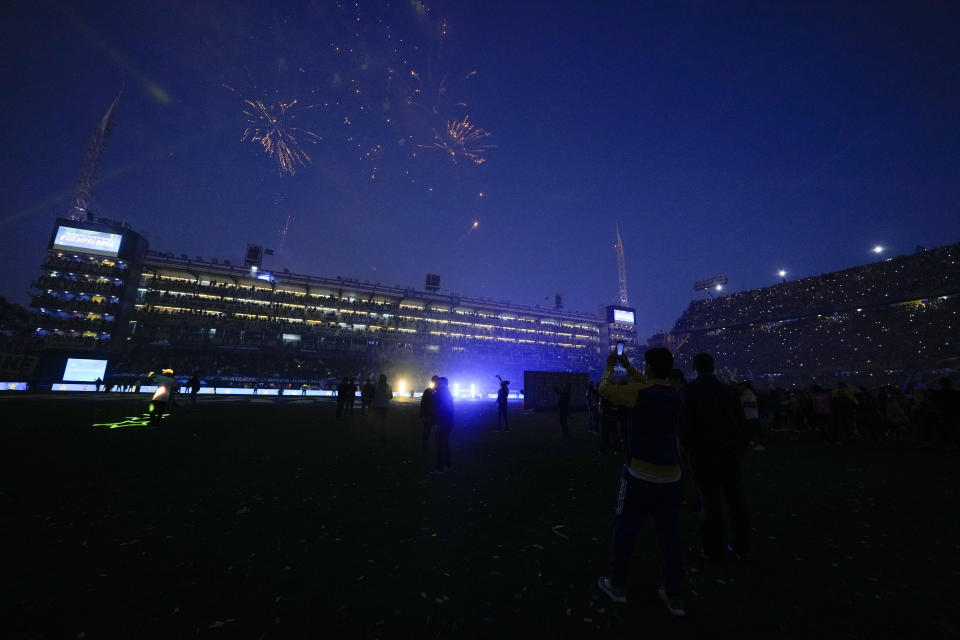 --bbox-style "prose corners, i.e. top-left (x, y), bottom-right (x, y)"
top-left (665, 243), bottom-right (960, 386)
top-left (135, 297), bottom-right (594, 348)
top-left (129, 274), bottom-right (598, 382)
top-left (675, 243), bottom-right (960, 331)
top-left (31, 315), bottom-right (112, 334)
top-left (673, 296), bottom-right (959, 380)
top-left (32, 274), bottom-right (125, 297)
top-left (42, 254), bottom-right (129, 279)
top-left (31, 294), bottom-right (120, 315)
top-left (144, 277), bottom-right (597, 338)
